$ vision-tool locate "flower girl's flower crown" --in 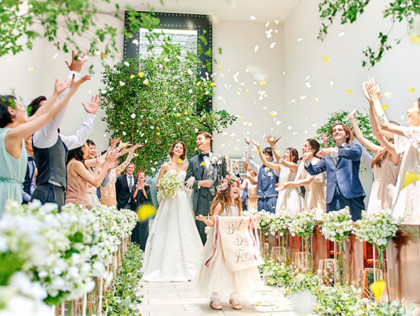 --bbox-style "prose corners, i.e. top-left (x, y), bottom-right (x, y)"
top-left (216, 174), bottom-right (241, 193)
